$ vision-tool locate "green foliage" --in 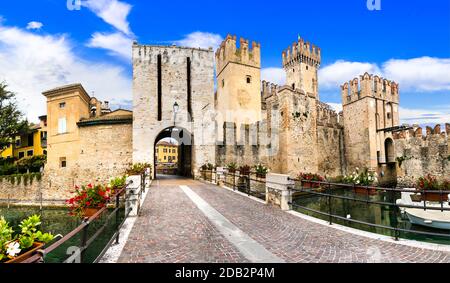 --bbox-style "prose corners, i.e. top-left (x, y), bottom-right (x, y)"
top-left (0, 215), bottom-right (54, 262)
top-left (0, 173), bottom-right (41, 186)
top-left (226, 162), bottom-right (238, 173)
top-left (238, 165), bottom-right (251, 175)
top-left (342, 168), bottom-right (378, 186)
top-left (0, 217), bottom-right (14, 262)
top-left (417, 174), bottom-right (450, 191)
top-left (0, 82), bottom-right (29, 149)
top-left (110, 176), bottom-right (127, 189)
top-left (15, 155), bottom-right (46, 174)
top-left (200, 163), bottom-right (214, 171)
top-left (396, 155), bottom-right (412, 168)
top-left (126, 163), bottom-right (151, 175)
top-left (254, 164), bottom-right (269, 178)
